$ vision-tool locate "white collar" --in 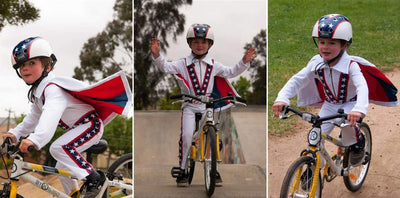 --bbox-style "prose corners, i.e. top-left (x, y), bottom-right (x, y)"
top-left (311, 51), bottom-right (352, 74)
top-left (186, 54), bottom-right (214, 66)
top-left (33, 72), bottom-right (56, 98)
